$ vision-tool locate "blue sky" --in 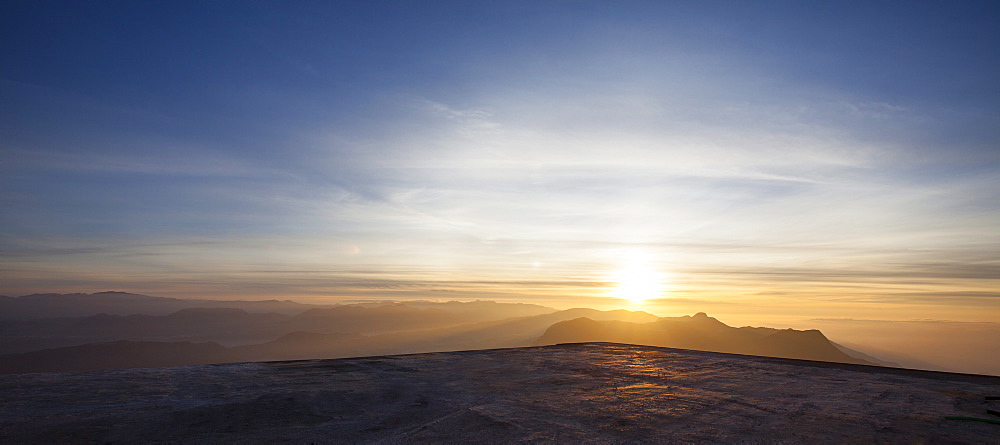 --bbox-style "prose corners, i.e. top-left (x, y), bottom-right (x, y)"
top-left (2, 1), bottom-right (998, 322)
